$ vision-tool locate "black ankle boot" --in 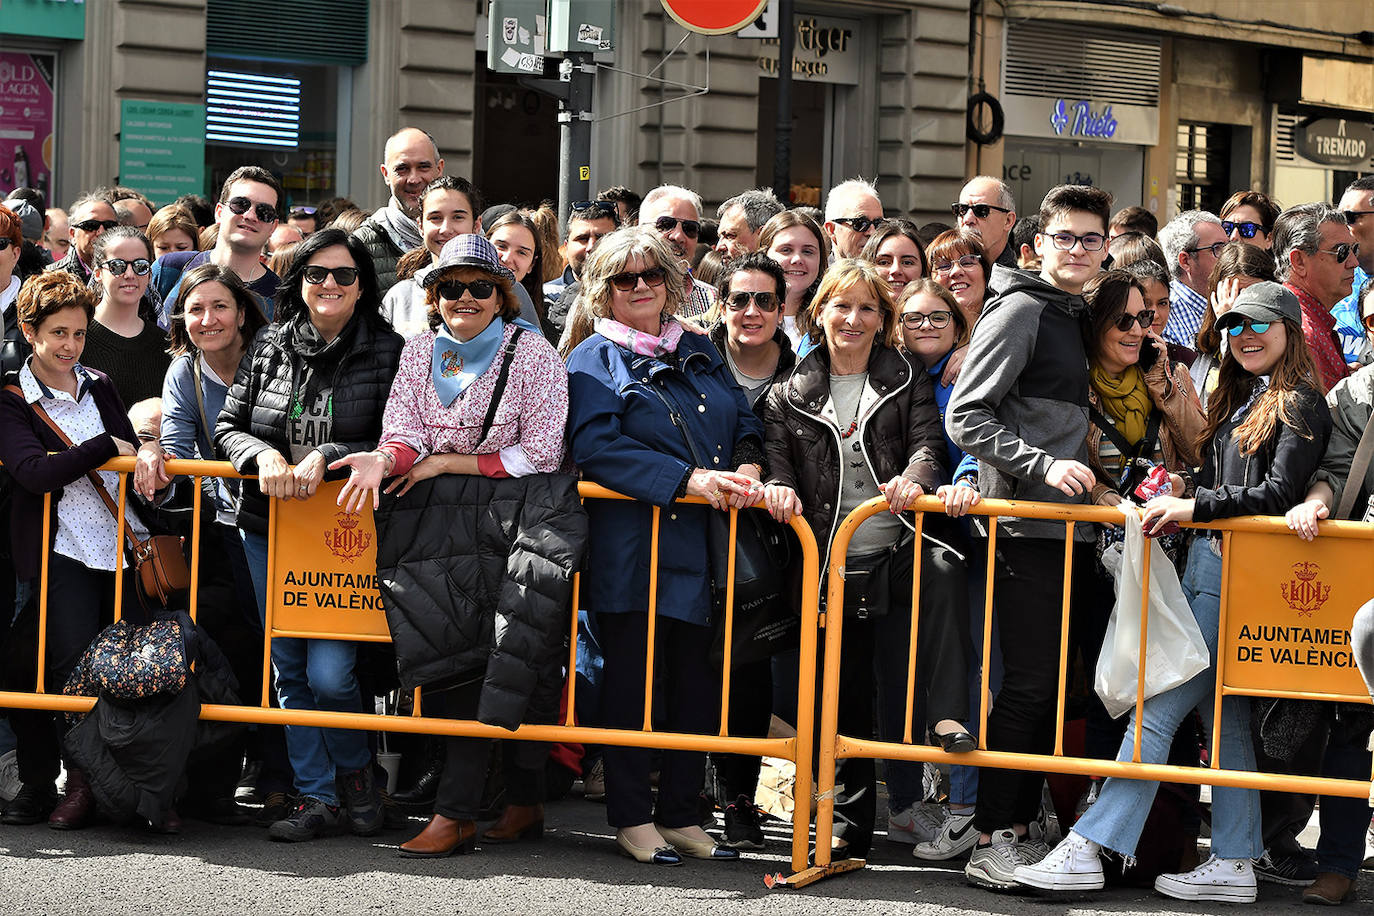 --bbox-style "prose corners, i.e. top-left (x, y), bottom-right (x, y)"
top-left (391, 742), bottom-right (442, 815)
